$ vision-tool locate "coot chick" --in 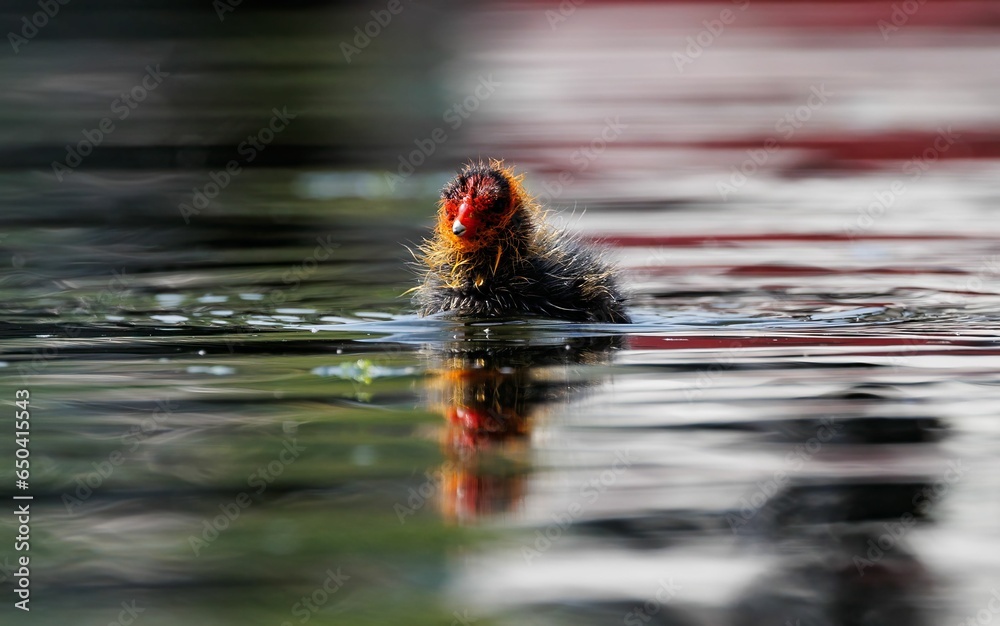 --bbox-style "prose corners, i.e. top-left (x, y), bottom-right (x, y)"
top-left (413, 160), bottom-right (629, 323)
